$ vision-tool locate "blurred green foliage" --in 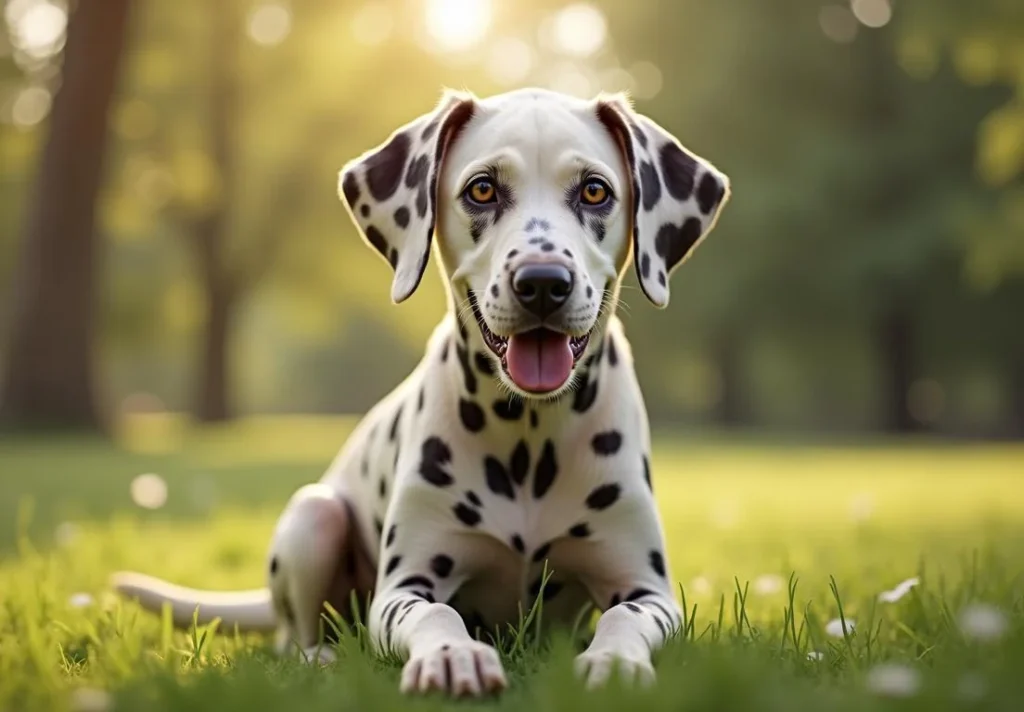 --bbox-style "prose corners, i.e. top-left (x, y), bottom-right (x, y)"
top-left (1, 0), bottom-right (1022, 434)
